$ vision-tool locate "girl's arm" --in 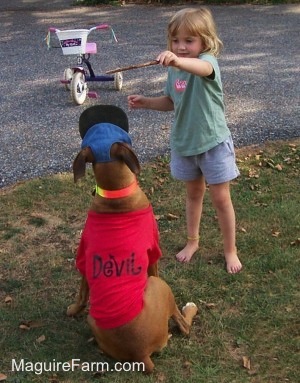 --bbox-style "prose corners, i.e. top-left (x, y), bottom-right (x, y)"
top-left (128, 95), bottom-right (174, 112)
top-left (157, 51), bottom-right (213, 78)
